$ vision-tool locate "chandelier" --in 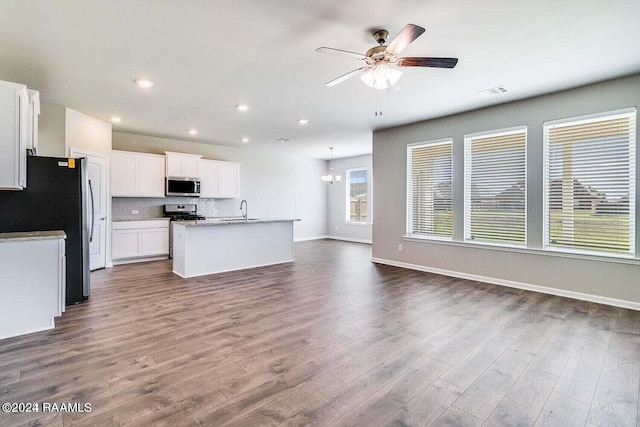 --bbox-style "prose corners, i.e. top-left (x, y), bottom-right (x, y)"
top-left (322, 147), bottom-right (341, 184)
